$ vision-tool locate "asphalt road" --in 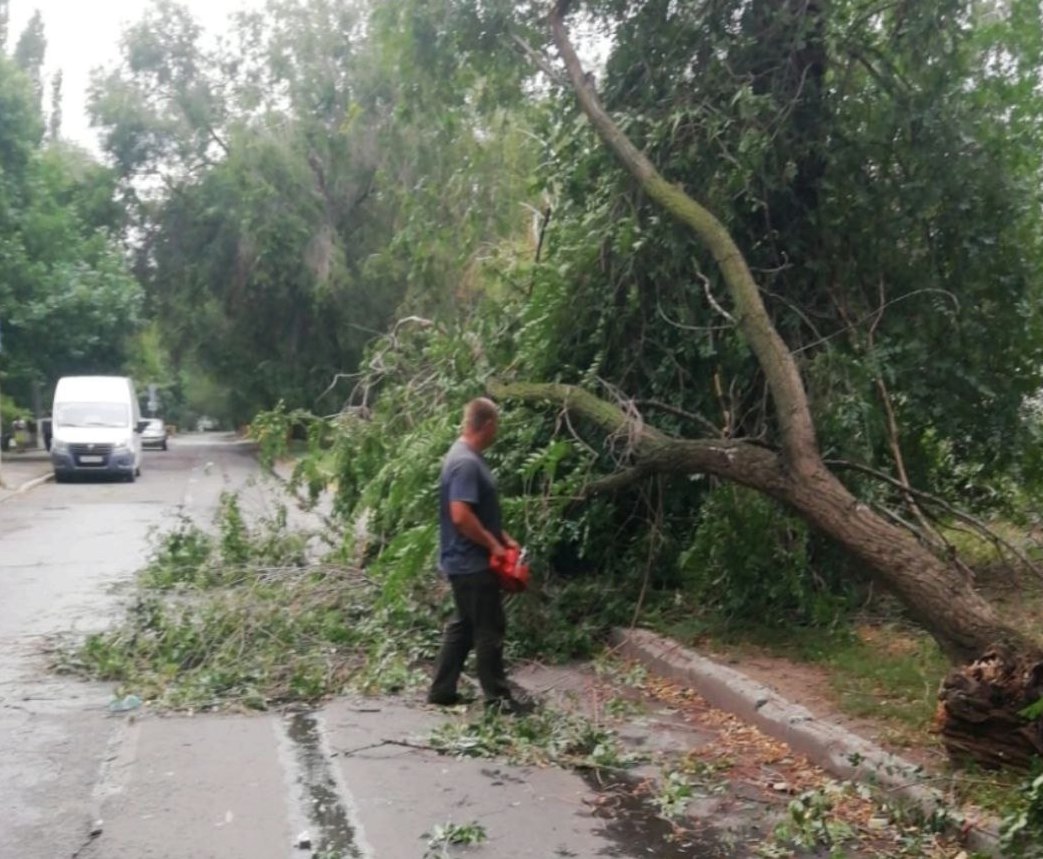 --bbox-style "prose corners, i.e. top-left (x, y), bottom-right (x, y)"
top-left (0, 436), bottom-right (280, 859)
top-left (0, 436), bottom-right (724, 859)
